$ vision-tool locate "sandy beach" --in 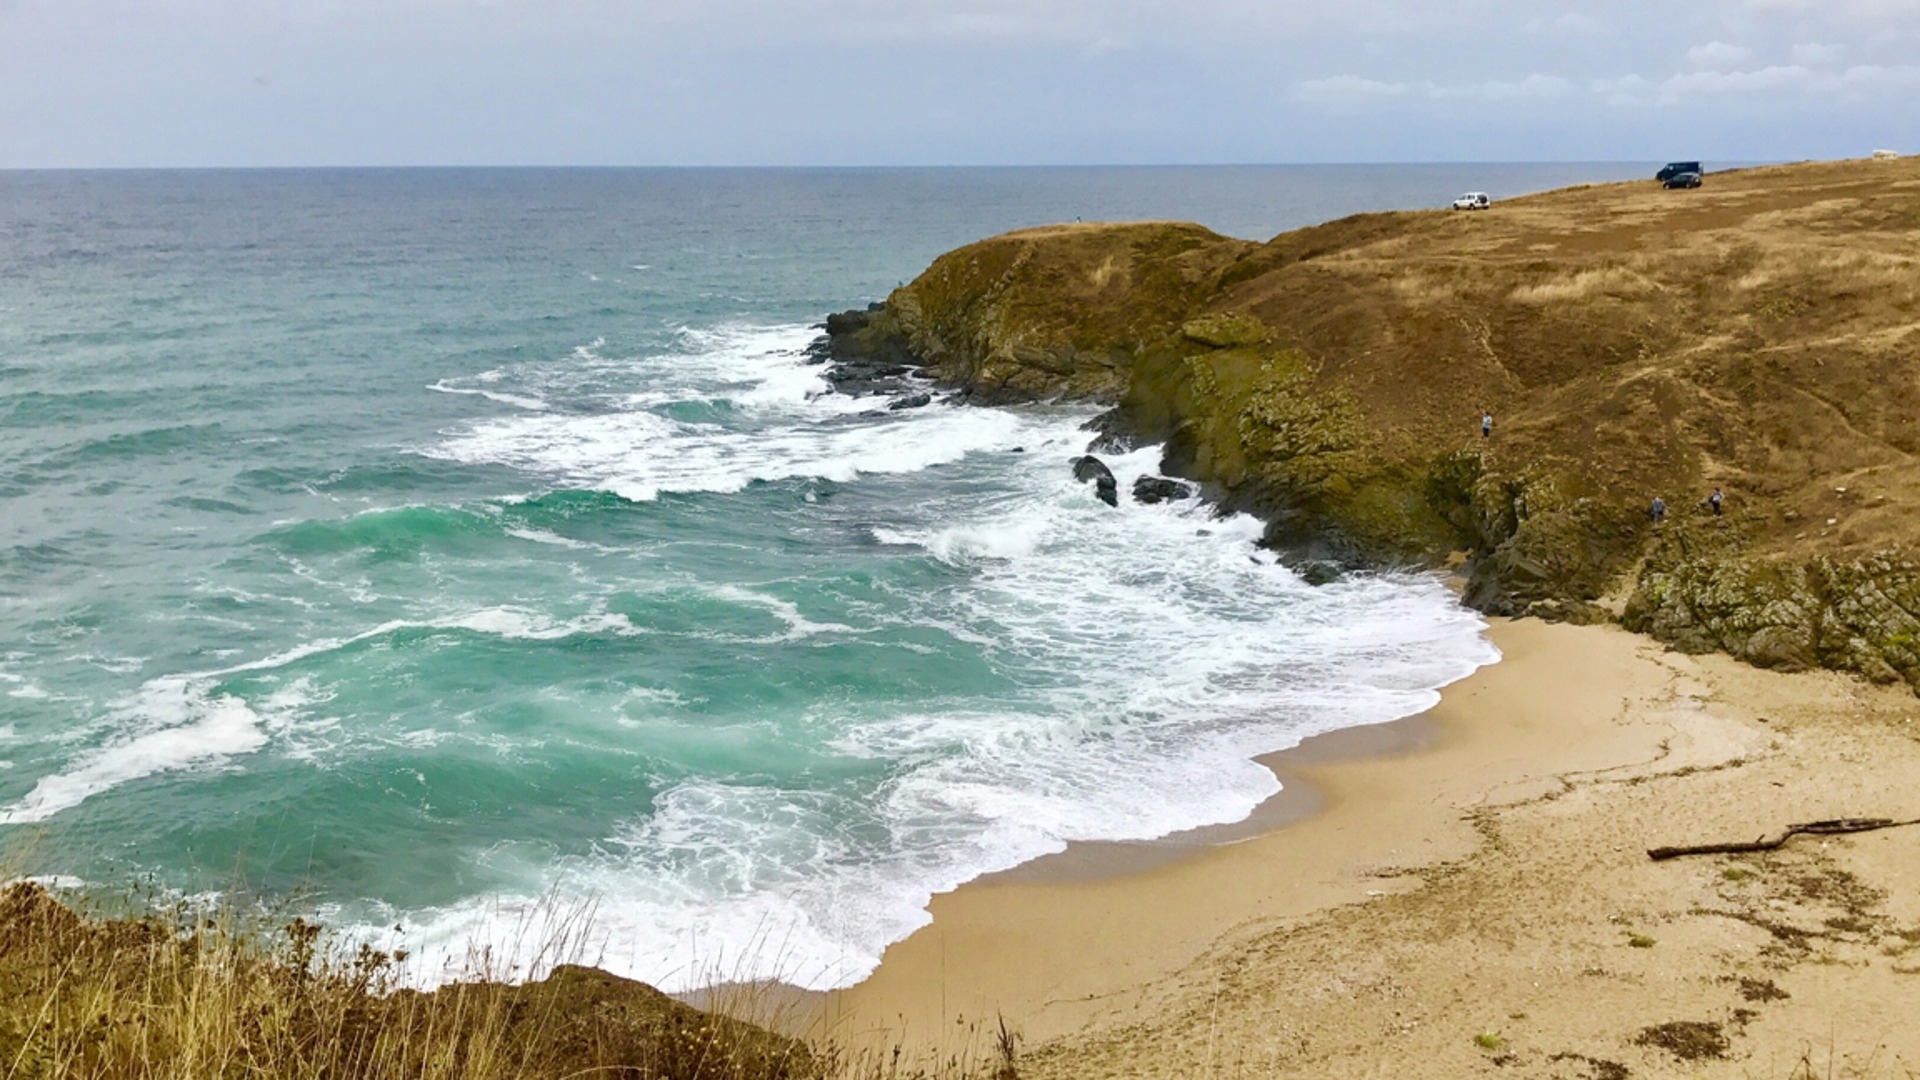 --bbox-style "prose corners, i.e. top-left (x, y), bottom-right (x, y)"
top-left (817, 617), bottom-right (1920, 1078)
